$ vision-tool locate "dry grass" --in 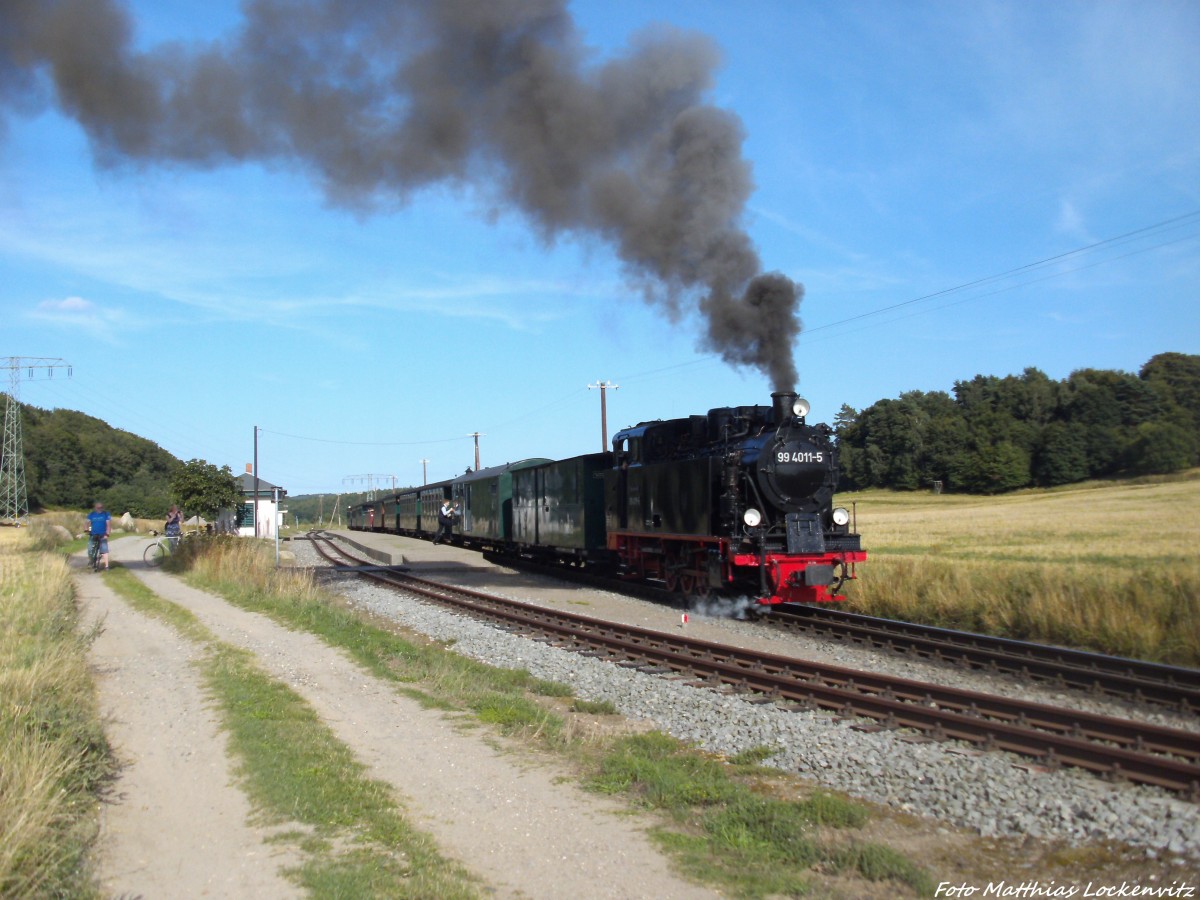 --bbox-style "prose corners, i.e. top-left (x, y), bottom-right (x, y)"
top-left (169, 534), bottom-right (323, 602)
top-left (28, 509), bottom-right (167, 538)
top-left (0, 527), bottom-right (112, 898)
top-left (838, 469), bottom-right (1200, 665)
top-left (23, 511), bottom-right (85, 550)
